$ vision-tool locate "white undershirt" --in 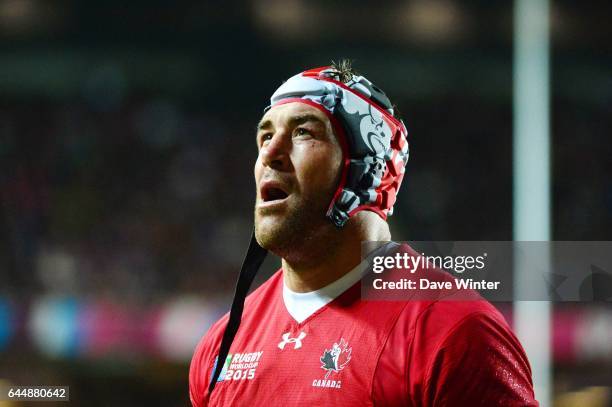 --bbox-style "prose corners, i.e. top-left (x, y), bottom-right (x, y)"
top-left (282, 261), bottom-right (367, 323)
